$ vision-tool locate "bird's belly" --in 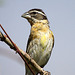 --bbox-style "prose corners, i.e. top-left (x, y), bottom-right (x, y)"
top-left (28, 38), bottom-right (52, 67)
top-left (27, 31), bottom-right (53, 67)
